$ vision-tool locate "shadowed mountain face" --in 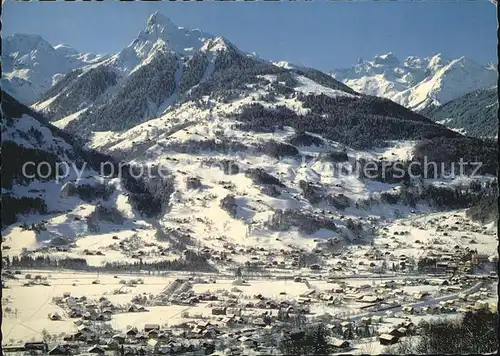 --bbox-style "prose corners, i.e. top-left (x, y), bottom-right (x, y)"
top-left (420, 87), bottom-right (498, 138)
